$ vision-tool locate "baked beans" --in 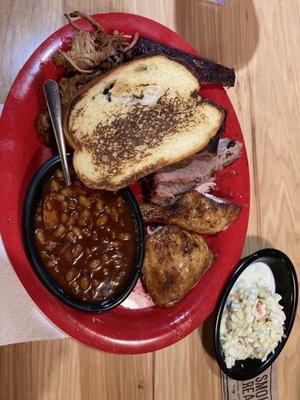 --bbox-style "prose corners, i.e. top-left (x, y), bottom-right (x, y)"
top-left (34, 169), bottom-right (136, 302)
